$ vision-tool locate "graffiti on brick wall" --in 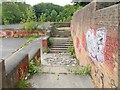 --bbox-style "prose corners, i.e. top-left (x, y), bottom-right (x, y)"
top-left (104, 36), bottom-right (118, 70)
top-left (76, 36), bottom-right (82, 52)
top-left (82, 33), bottom-right (86, 50)
top-left (86, 27), bottom-right (107, 63)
